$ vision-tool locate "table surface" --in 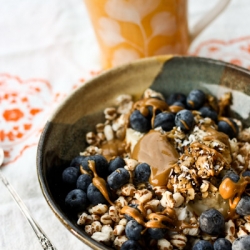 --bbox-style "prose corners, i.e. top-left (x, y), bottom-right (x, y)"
top-left (1, 0), bottom-right (250, 249)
